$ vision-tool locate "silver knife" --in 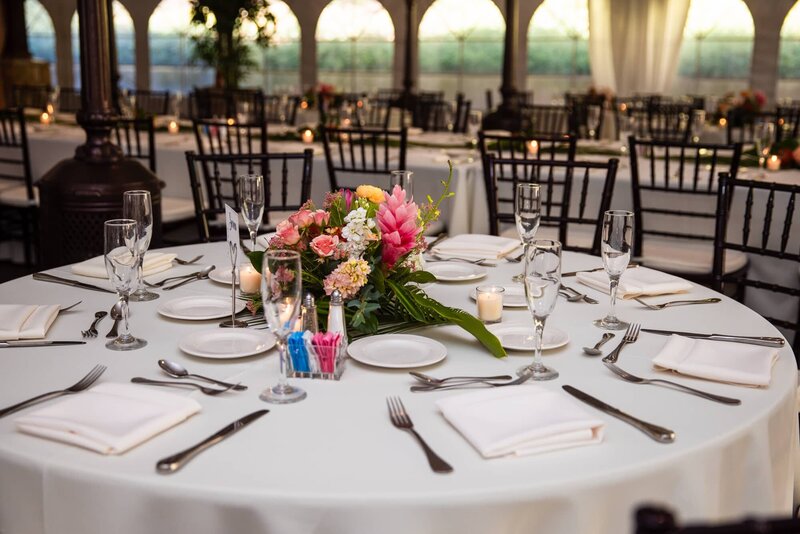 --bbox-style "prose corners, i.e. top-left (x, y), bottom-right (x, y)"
top-left (0, 340), bottom-right (86, 348)
top-left (561, 263), bottom-right (640, 278)
top-left (156, 409), bottom-right (269, 473)
top-left (562, 385), bottom-right (675, 443)
top-left (641, 328), bottom-right (785, 348)
top-left (32, 273), bottom-right (115, 294)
